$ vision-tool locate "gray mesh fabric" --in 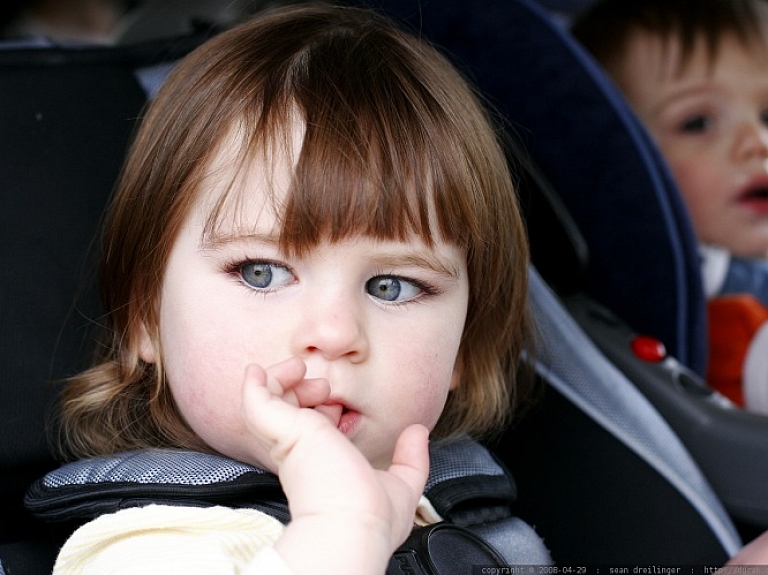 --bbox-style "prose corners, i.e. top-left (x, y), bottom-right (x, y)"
top-left (426, 436), bottom-right (505, 492)
top-left (43, 449), bottom-right (263, 489)
top-left (44, 439), bottom-right (502, 492)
